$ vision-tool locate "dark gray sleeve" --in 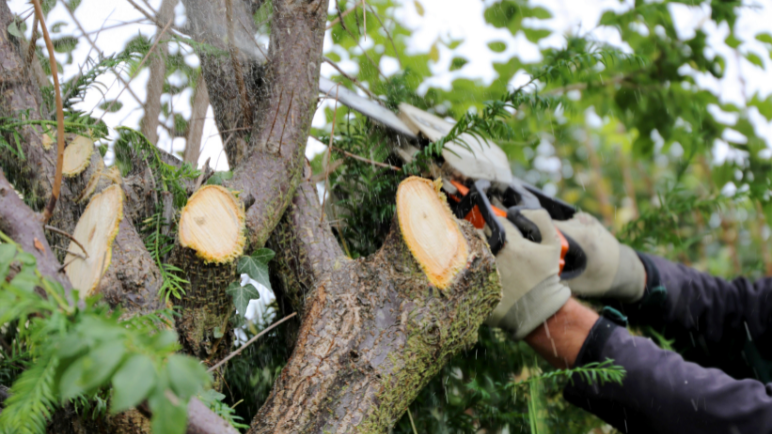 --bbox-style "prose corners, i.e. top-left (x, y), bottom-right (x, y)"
top-left (613, 253), bottom-right (772, 377)
top-left (563, 317), bottom-right (772, 434)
